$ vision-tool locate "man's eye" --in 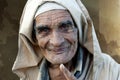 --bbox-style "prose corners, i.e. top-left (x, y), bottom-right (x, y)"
top-left (60, 24), bottom-right (72, 32)
top-left (37, 28), bottom-right (50, 35)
